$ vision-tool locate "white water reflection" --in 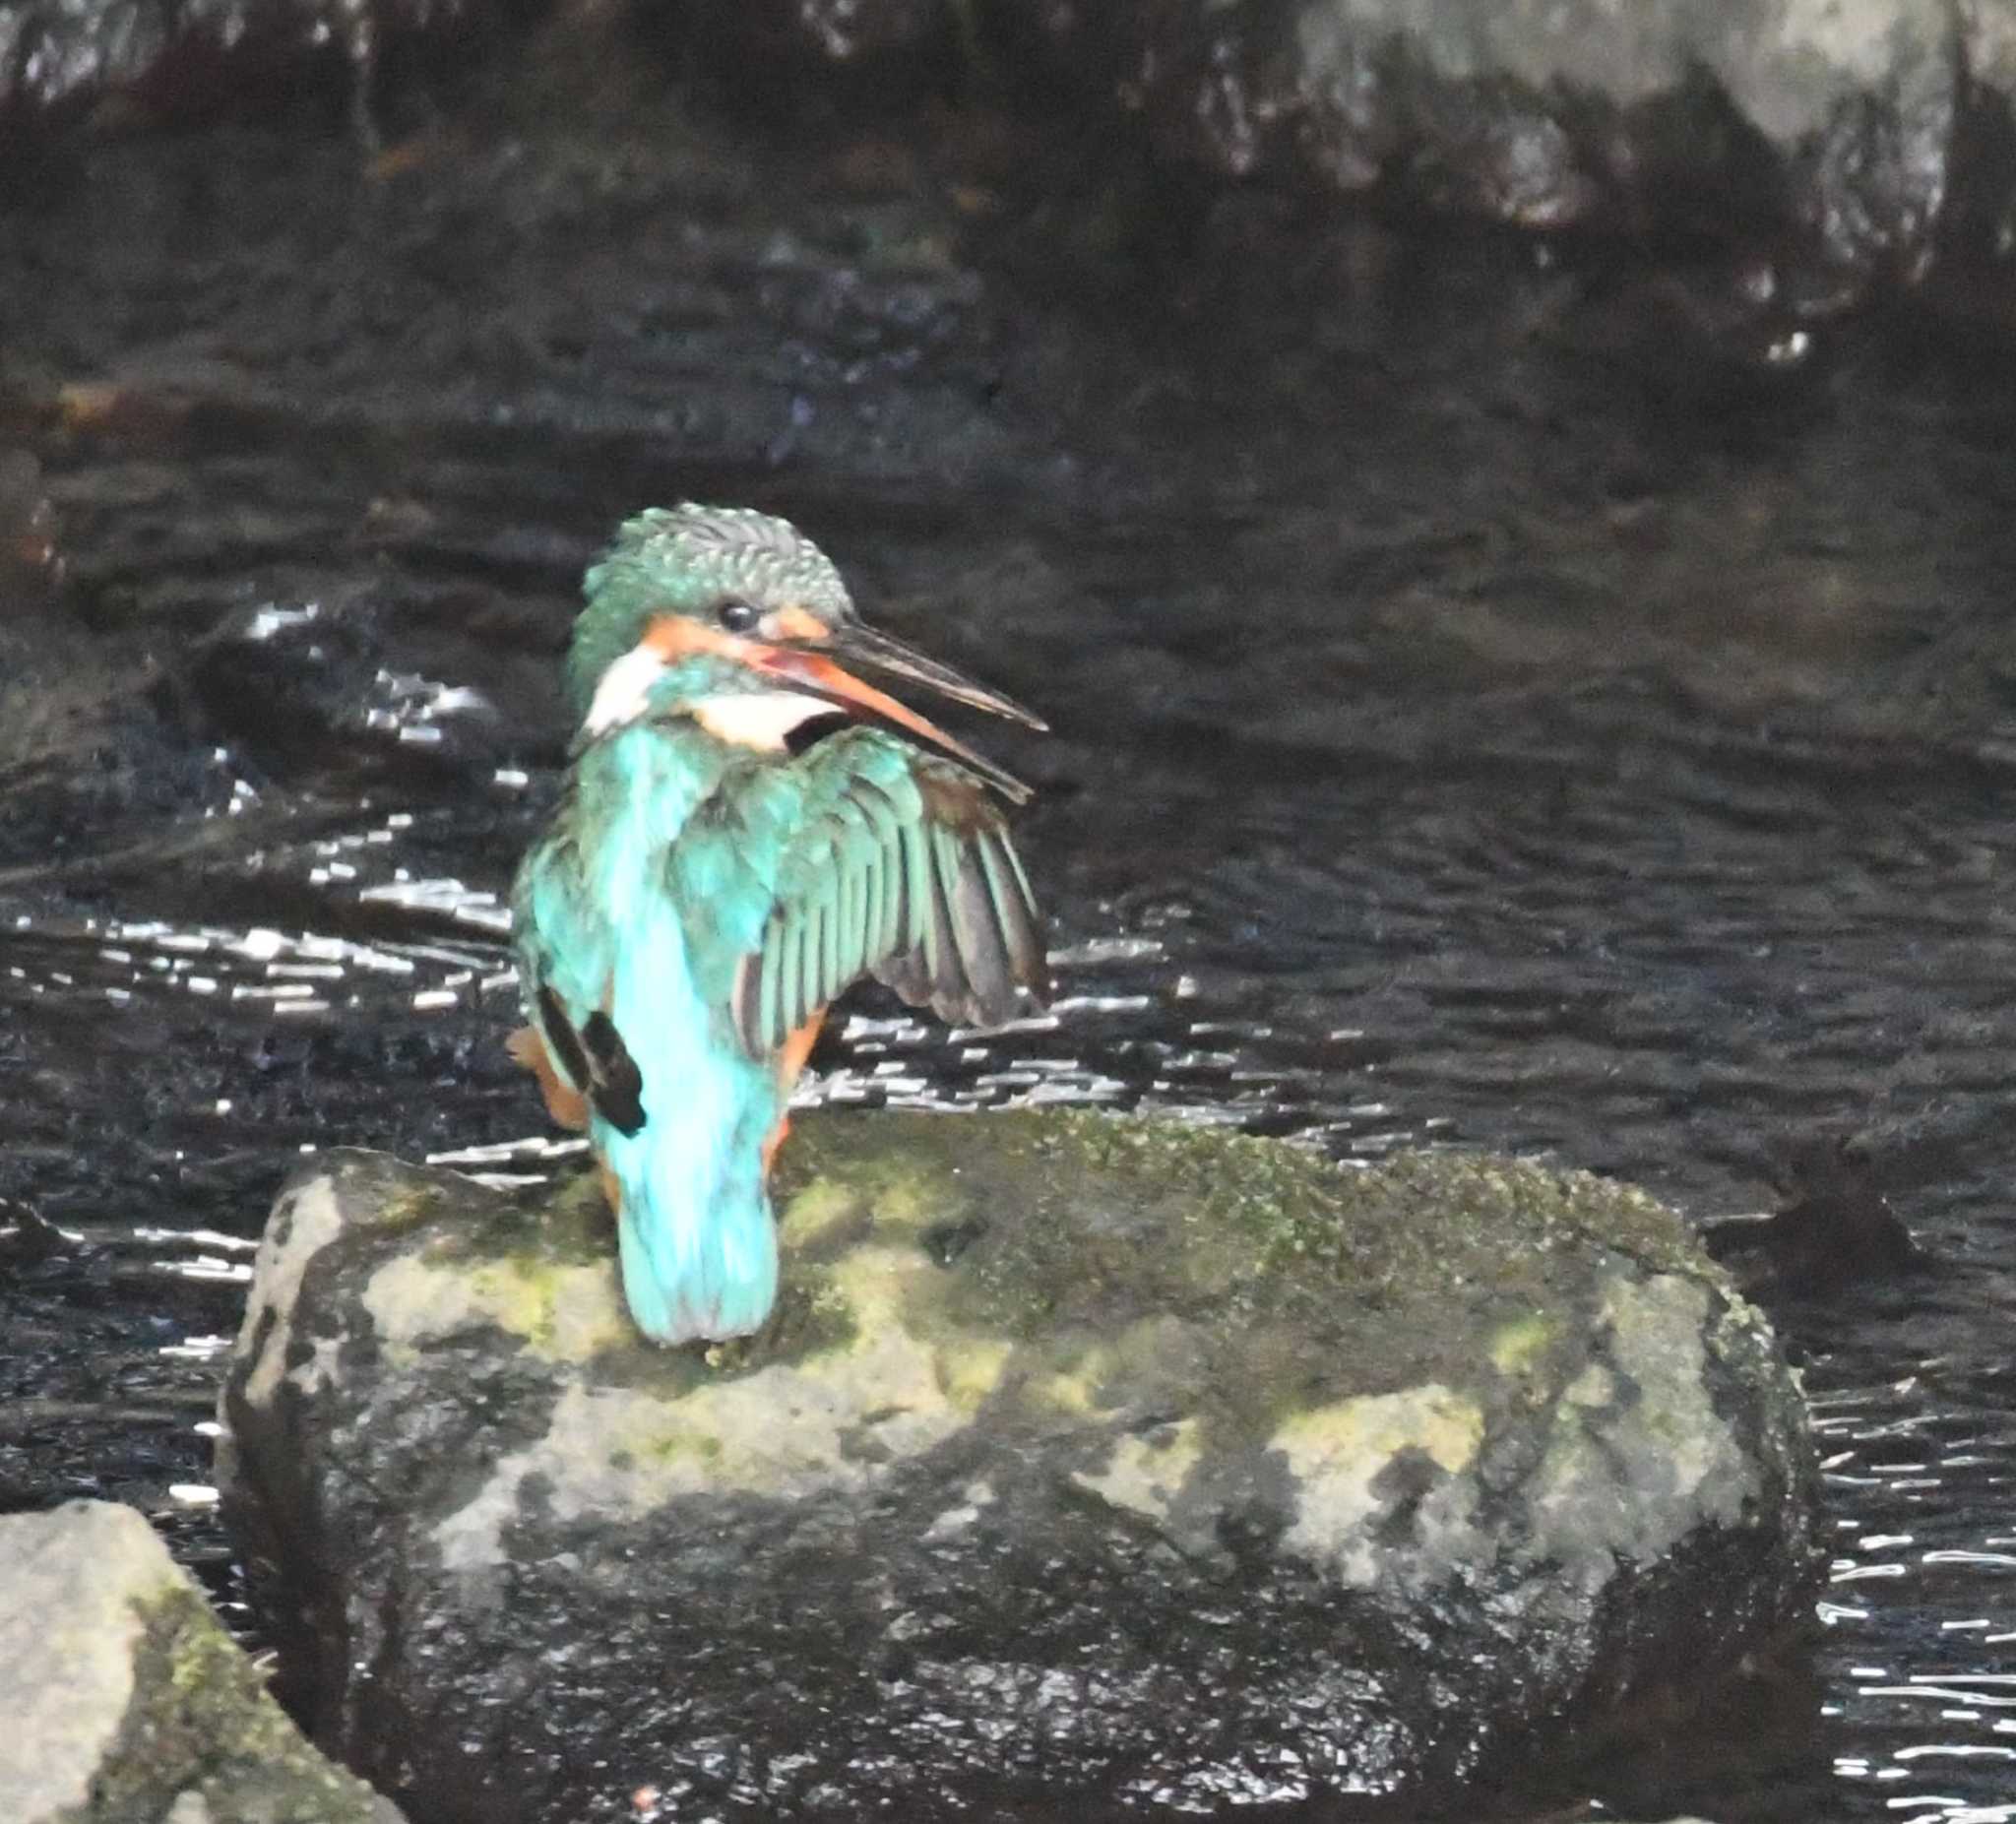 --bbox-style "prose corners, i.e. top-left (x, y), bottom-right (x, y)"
top-left (11, 784), bottom-right (2016, 1823)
